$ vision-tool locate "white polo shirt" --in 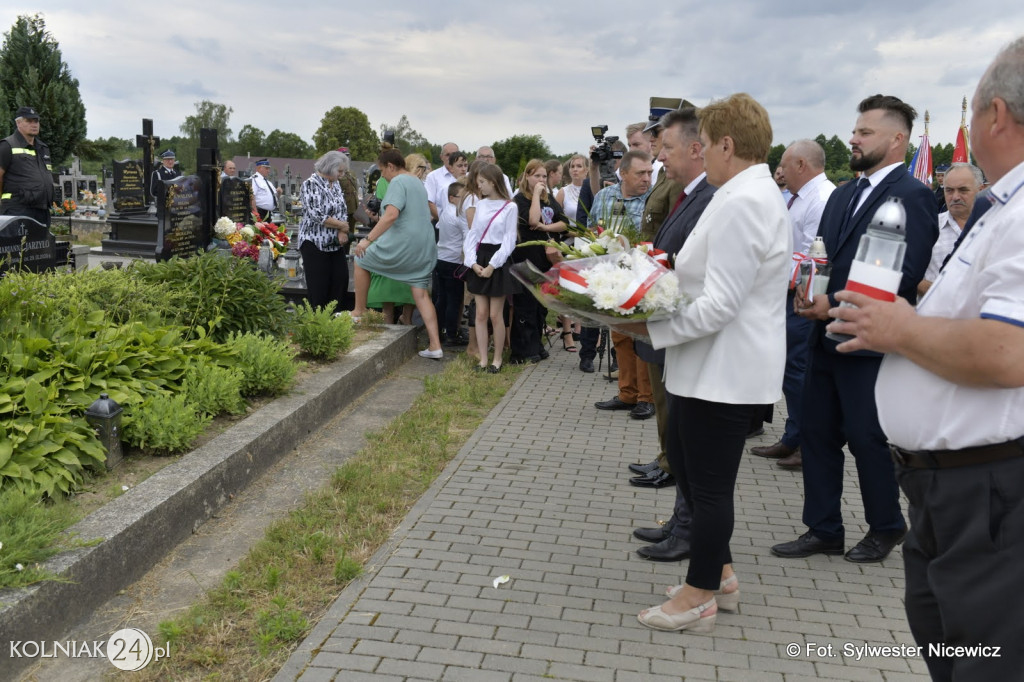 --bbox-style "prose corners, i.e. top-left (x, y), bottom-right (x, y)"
top-left (923, 210), bottom-right (962, 282)
top-left (876, 158), bottom-right (1024, 450)
top-left (424, 166), bottom-right (456, 213)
